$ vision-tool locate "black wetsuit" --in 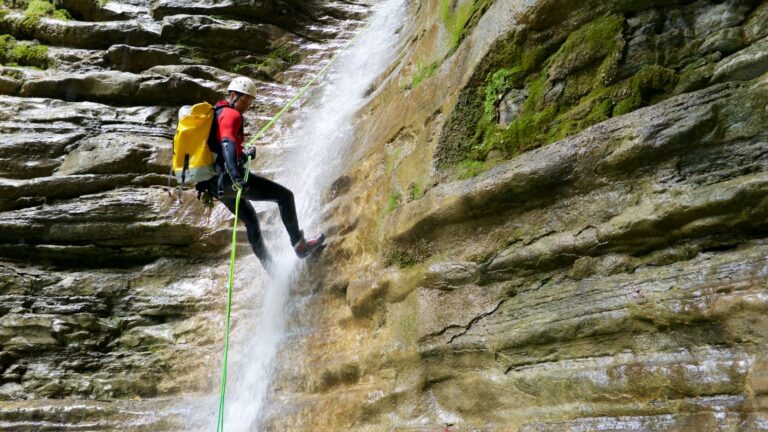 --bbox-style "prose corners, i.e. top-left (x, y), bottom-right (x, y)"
top-left (200, 100), bottom-right (303, 270)
top-left (210, 173), bottom-right (302, 268)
